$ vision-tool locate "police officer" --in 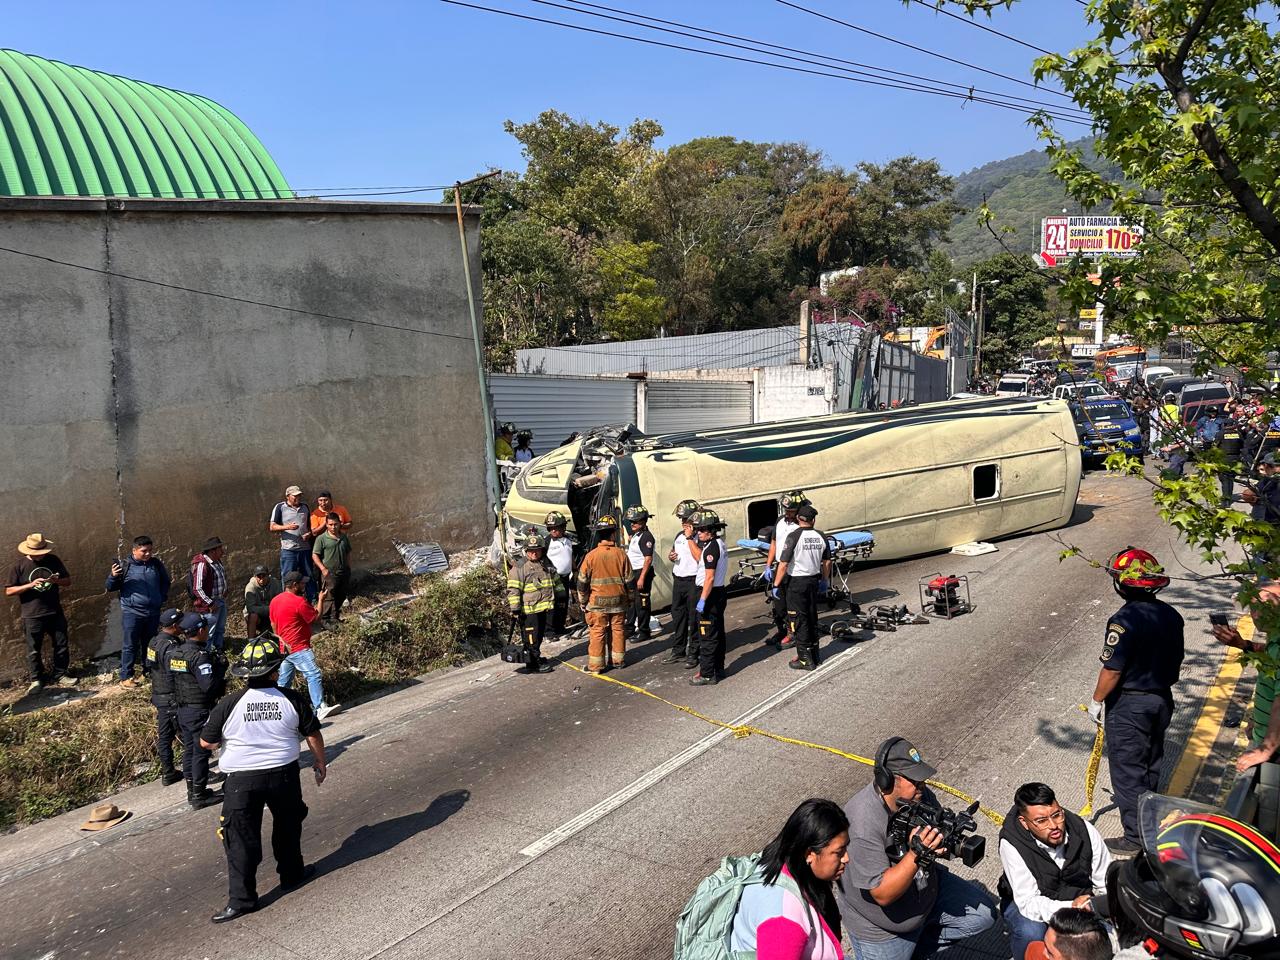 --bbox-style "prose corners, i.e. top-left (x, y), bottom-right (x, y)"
top-left (146, 608), bottom-right (185, 786)
top-left (771, 504), bottom-right (832, 671)
top-left (624, 505), bottom-right (656, 643)
top-left (764, 491), bottom-right (808, 647)
top-left (1087, 547), bottom-right (1184, 854)
top-left (689, 509), bottom-right (729, 687)
top-left (544, 511), bottom-right (574, 635)
top-left (1219, 405), bottom-right (1245, 503)
top-left (165, 612), bottom-right (226, 810)
top-left (201, 636), bottom-right (326, 923)
top-left (661, 499), bottom-right (701, 668)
